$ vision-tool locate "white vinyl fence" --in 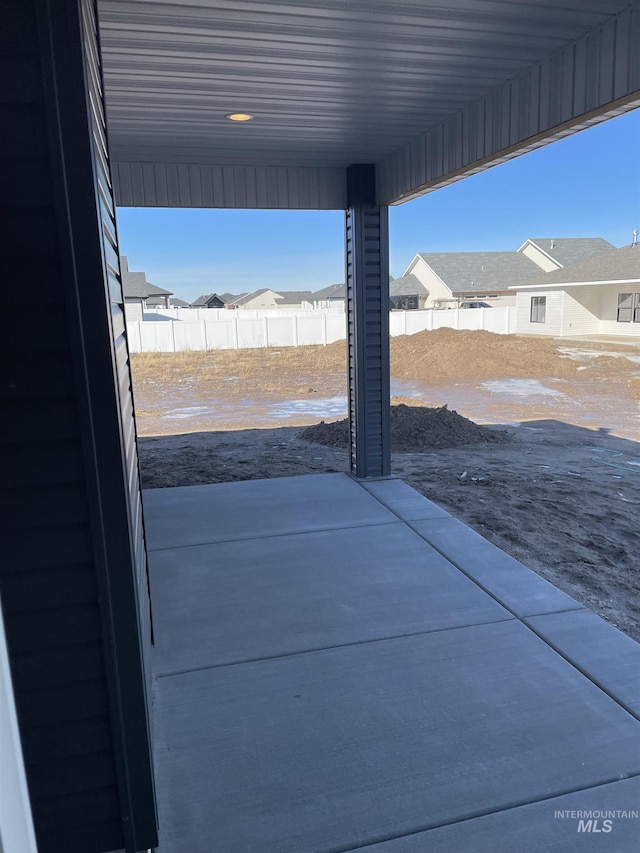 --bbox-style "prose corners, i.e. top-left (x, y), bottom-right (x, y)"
top-left (127, 306), bottom-right (516, 353)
